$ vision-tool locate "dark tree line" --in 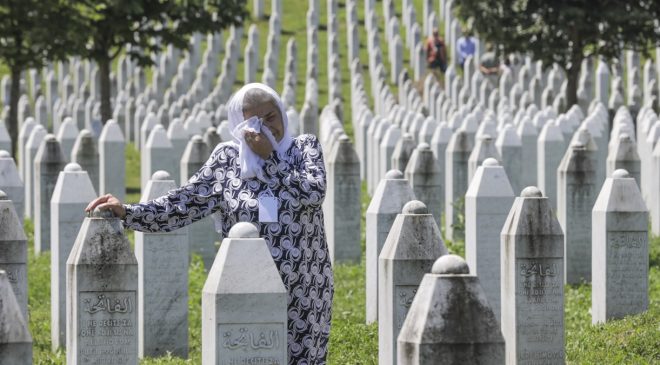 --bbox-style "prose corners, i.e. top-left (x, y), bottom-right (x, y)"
top-left (454, 0), bottom-right (660, 108)
top-left (0, 0), bottom-right (248, 157)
